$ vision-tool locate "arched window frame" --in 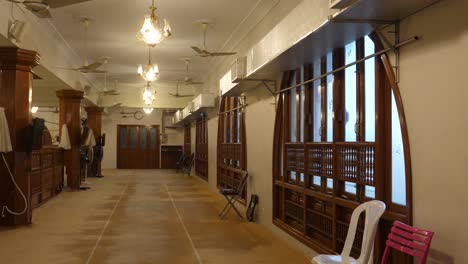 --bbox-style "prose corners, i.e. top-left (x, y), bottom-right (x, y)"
top-left (195, 114), bottom-right (208, 180)
top-left (217, 96), bottom-right (247, 201)
top-left (184, 124), bottom-right (191, 156)
top-left (272, 33), bottom-right (413, 263)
